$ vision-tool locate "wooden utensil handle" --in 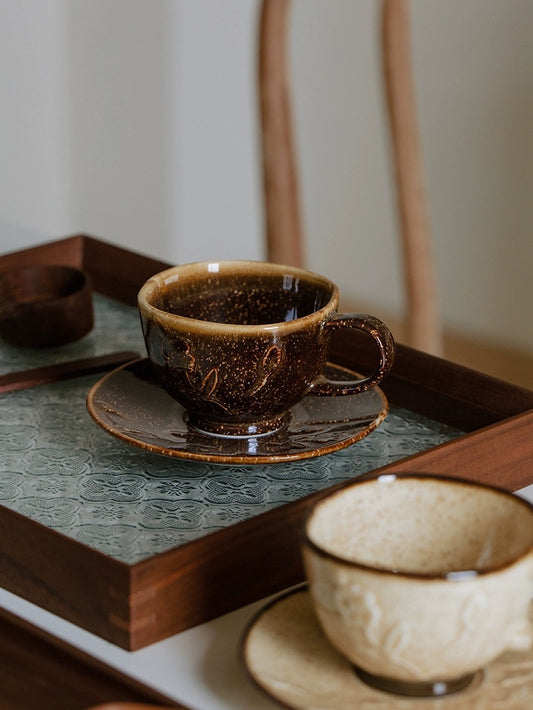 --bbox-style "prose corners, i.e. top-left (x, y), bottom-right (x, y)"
top-left (0, 351), bottom-right (140, 393)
